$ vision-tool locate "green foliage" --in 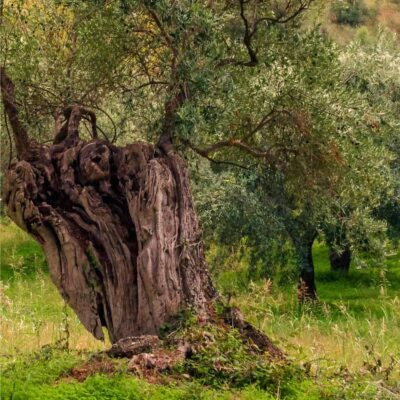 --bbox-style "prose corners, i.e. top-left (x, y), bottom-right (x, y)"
top-left (1, 0), bottom-right (397, 273)
top-left (332, 0), bottom-right (369, 26)
top-left (341, 29), bottom-right (400, 243)
top-left (189, 23), bottom-right (393, 275)
top-left (192, 164), bottom-right (292, 281)
top-left (174, 322), bottom-right (303, 395)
